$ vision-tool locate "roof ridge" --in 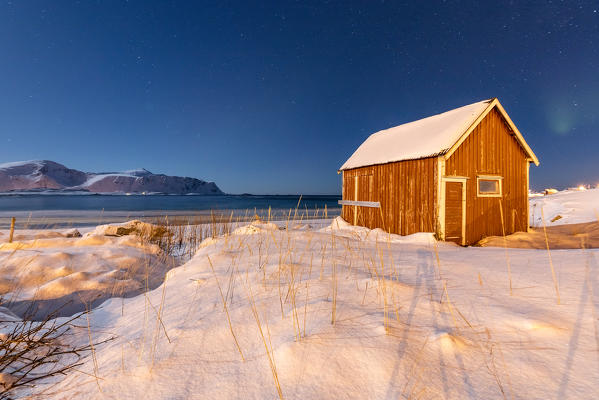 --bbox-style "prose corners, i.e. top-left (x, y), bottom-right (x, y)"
top-left (339, 99), bottom-right (493, 170)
